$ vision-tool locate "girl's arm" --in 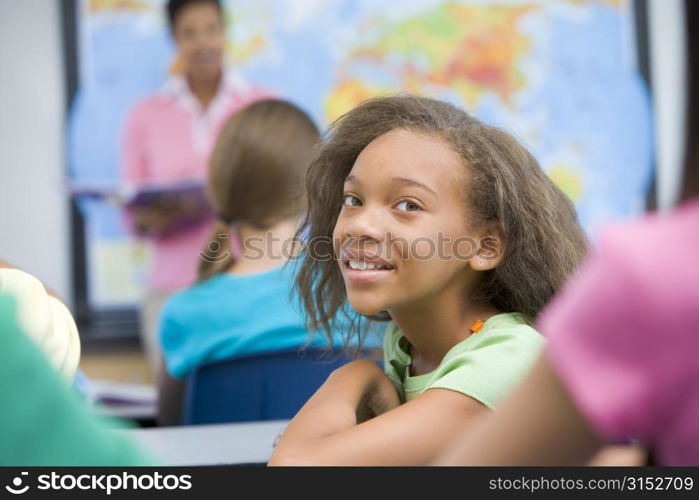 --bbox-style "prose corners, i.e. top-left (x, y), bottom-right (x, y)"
top-left (268, 360), bottom-right (487, 465)
top-left (434, 353), bottom-right (605, 465)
